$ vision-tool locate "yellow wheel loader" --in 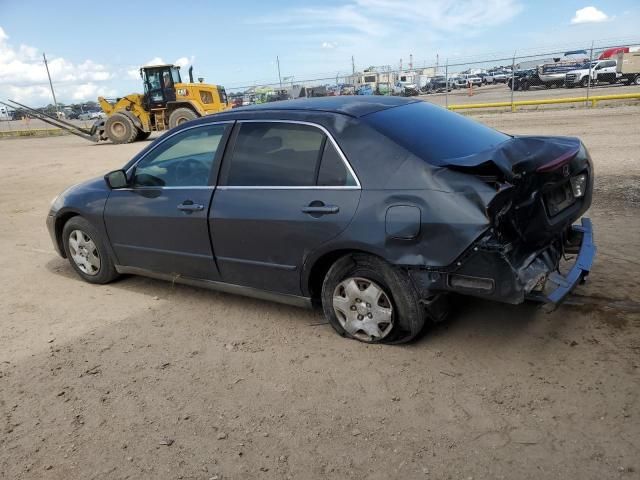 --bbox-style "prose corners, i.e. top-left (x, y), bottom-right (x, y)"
top-left (96, 64), bottom-right (230, 144)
